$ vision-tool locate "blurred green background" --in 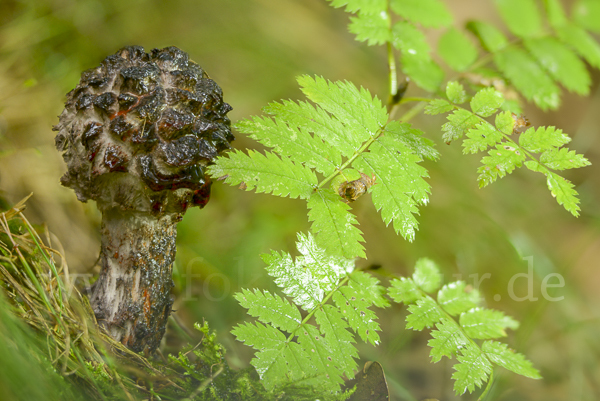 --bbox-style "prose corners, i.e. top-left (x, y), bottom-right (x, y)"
top-left (0, 0), bottom-right (599, 400)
